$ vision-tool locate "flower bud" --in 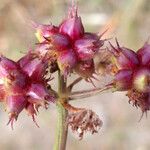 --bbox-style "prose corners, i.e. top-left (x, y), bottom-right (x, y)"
top-left (57, 49), bottom-right (77, 76)
top-left (133, 68), bottom-right (150, 93)
top-left (59, 5), bottom-right (84, 40)
top-left (137, 43), bottom-right (150, 66)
